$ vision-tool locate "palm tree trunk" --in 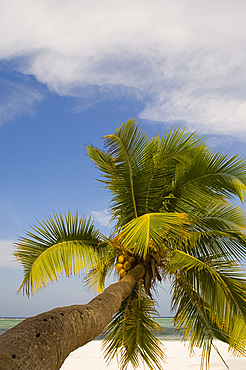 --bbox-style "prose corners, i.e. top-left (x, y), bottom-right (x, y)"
top-left (0, 264), bottom-right (145, 370)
